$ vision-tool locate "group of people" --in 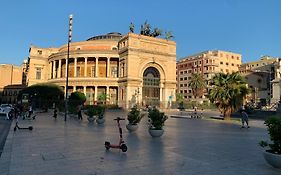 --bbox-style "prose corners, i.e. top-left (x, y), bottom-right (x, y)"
top-left (6, 103), bottom-right (34, 121)
top-left (52, 104), bottom-right (83, 120)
